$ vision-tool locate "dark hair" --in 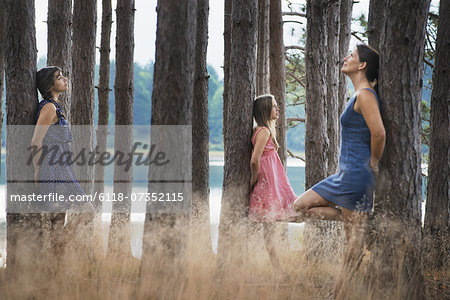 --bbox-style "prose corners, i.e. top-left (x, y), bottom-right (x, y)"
top-left (36, 66), bottom-right (61, 100)
top-left (356, 44), bottom-right (379, 93)
top-left (253, 94), bottom-right (278, 149)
